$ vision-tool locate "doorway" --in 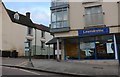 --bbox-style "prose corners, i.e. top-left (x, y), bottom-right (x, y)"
top-left (118, 44), bottom-right (120, 64)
